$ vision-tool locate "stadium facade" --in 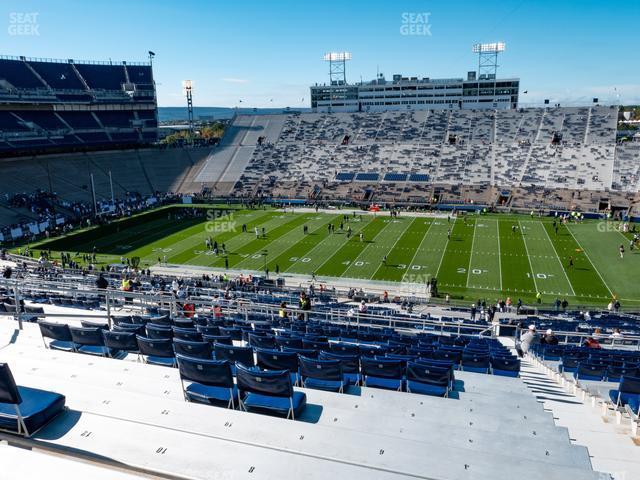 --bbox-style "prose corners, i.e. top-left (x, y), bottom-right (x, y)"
top-left (0, 55), bottom-right (158, 155)
top-left (310, 72), bottom-right (520, 113)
